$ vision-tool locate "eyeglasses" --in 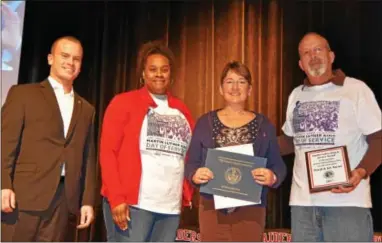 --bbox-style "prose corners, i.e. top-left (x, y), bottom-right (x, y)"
top-left (223, 79), bottom-right (249, 86)
top-left (300, 46), bottom-right (330, 57)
